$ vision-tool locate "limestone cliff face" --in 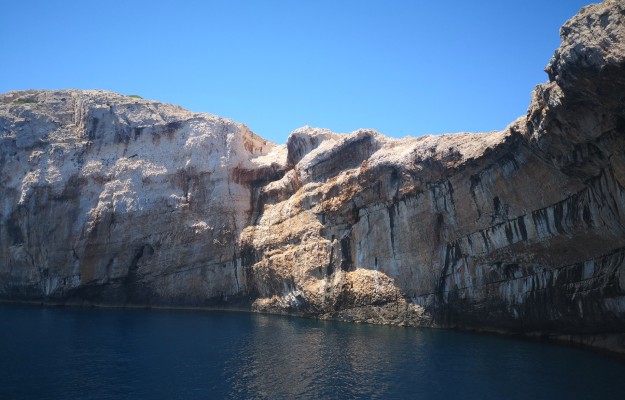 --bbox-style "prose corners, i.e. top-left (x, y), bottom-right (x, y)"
top-left (0, 91), bottom-right (275, 305)
top-left (1, 0), bottom-right (625, 351)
